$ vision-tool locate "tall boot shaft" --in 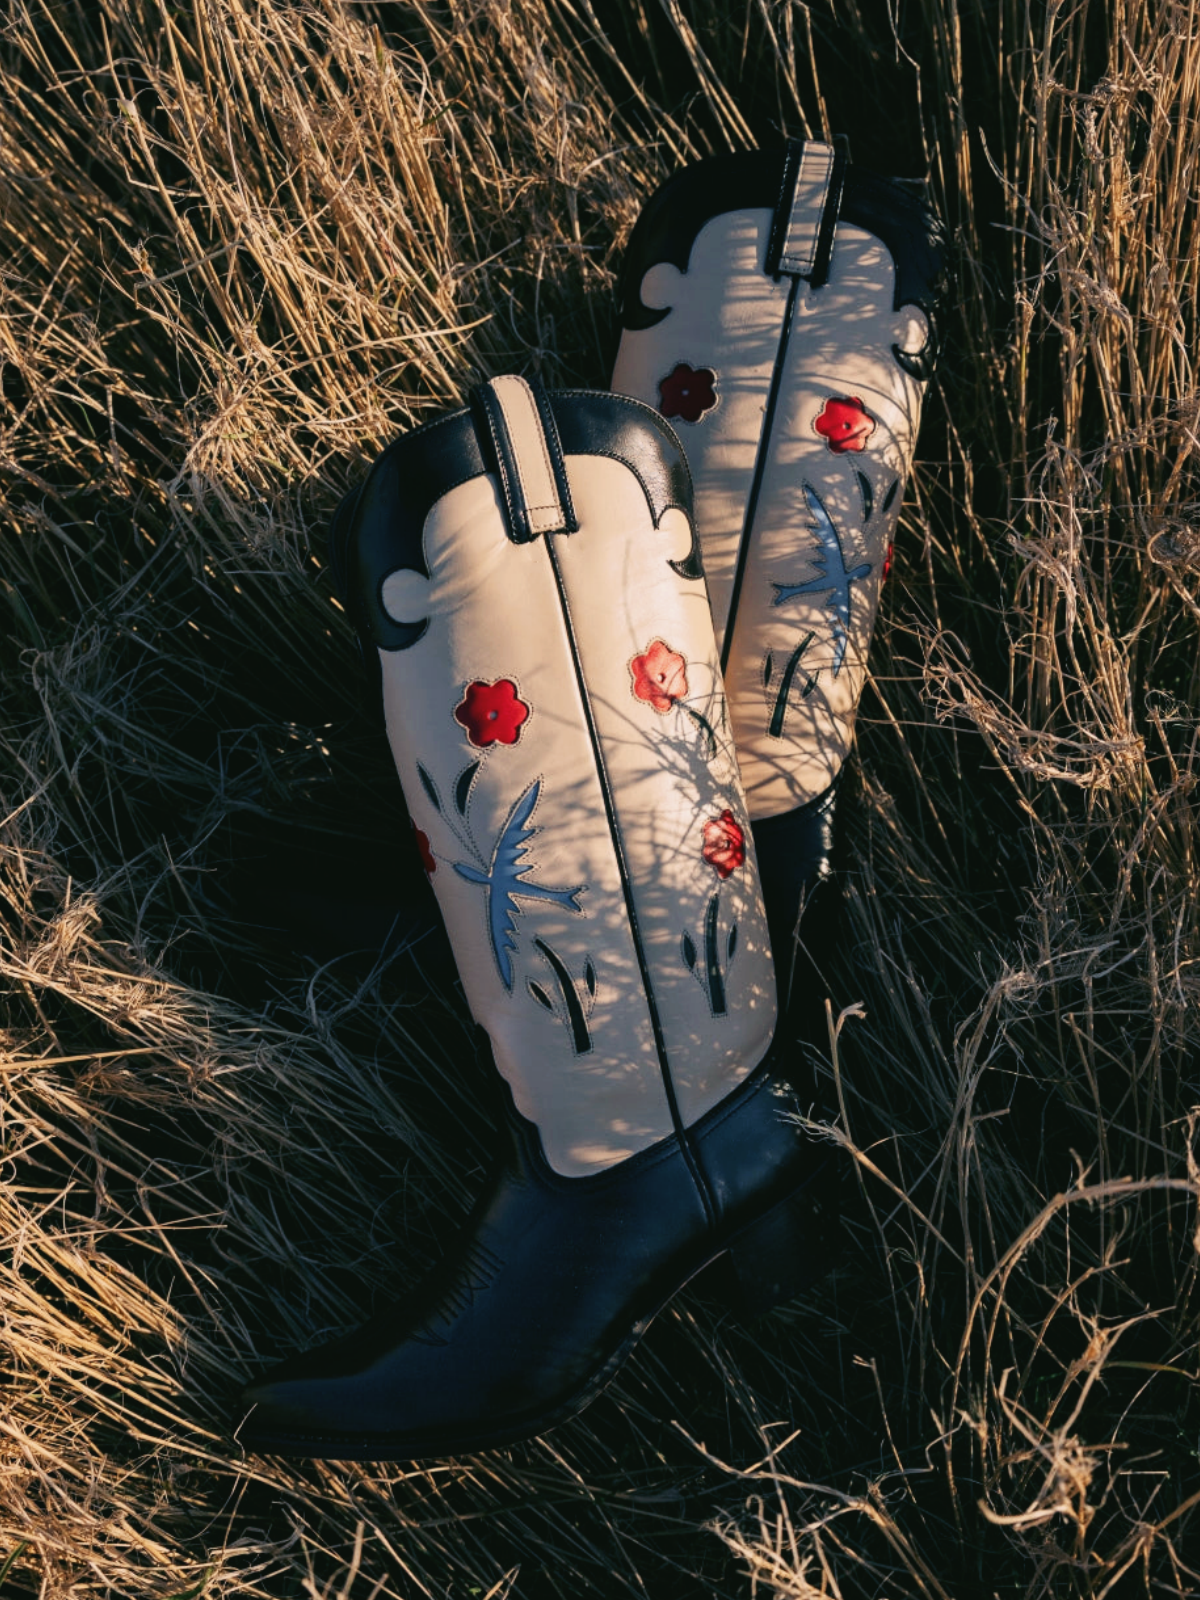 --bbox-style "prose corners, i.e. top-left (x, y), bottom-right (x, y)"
top-left (612, 140), bottom-right (946, 990)
top-left (332, 376), bottom-right (777, 1176)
